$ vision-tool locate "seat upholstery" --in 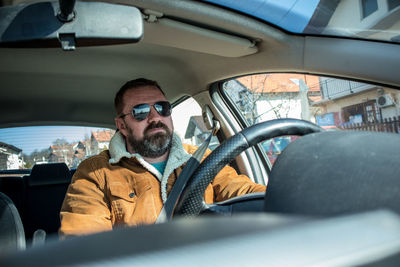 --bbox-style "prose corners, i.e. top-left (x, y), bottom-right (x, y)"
top-left (24, 163), bottom-right (71, 240)
top-left (0, 192), bottom-right (25, 254)
top-left (264, 131), bottom-right (400, 216)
